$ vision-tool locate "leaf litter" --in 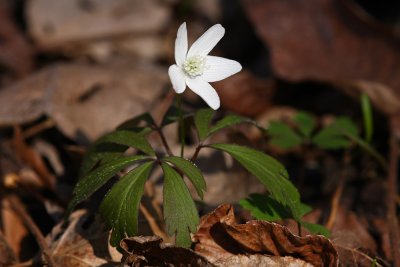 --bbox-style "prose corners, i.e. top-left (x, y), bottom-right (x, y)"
top-left (0, 0), bottom-right (398, 266)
